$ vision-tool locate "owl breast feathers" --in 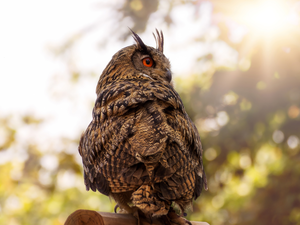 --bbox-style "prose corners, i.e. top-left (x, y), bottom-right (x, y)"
top-left (79, 30), bottom-right (207, 220)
